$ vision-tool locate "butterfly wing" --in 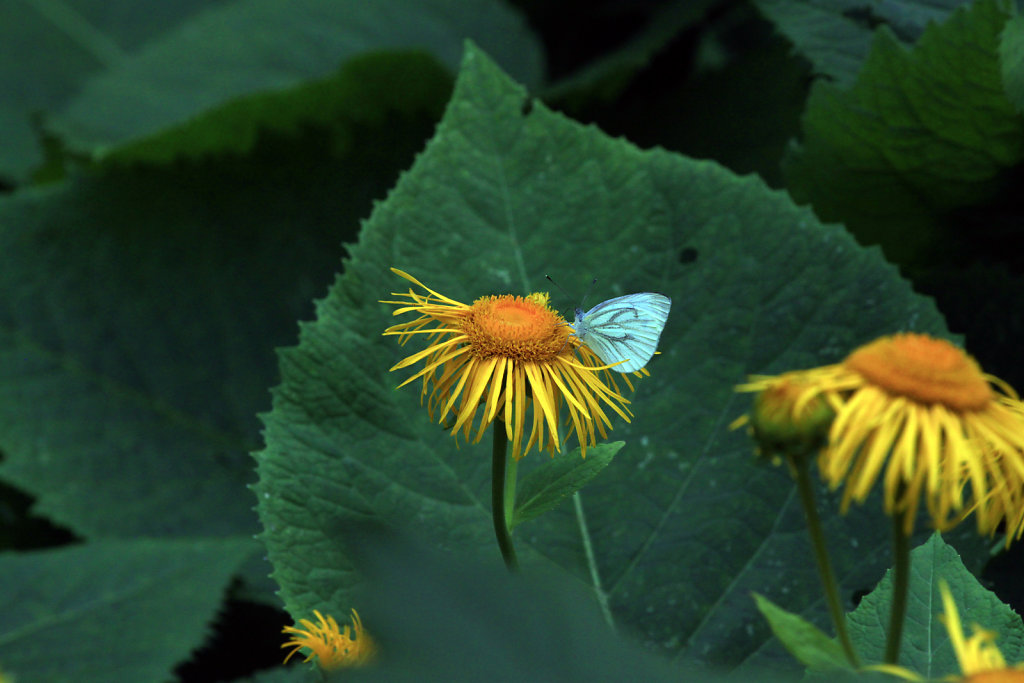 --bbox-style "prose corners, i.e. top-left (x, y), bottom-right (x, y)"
top-left (574, 293), bottom-right (671, 372)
